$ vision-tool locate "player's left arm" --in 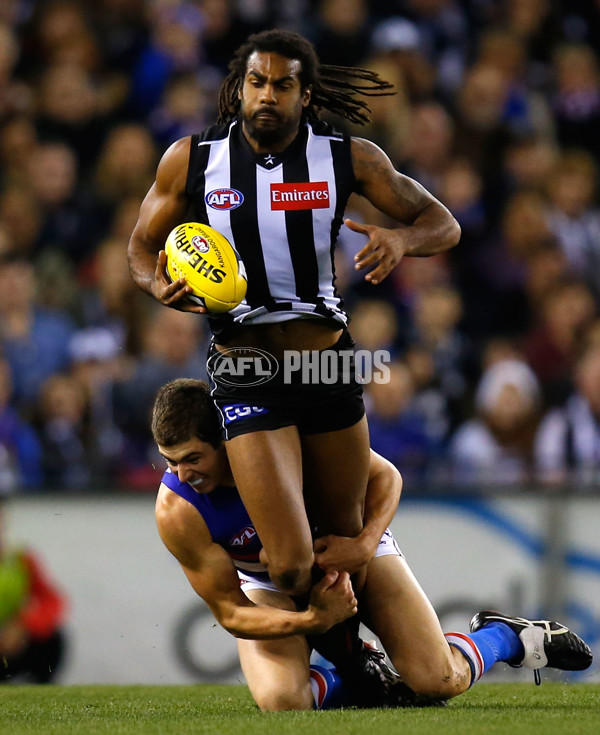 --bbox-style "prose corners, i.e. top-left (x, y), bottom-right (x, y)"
top-left (314, 450), bottom-right (402, 574)
top-left (349, 137), bottom-right (461, 284)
